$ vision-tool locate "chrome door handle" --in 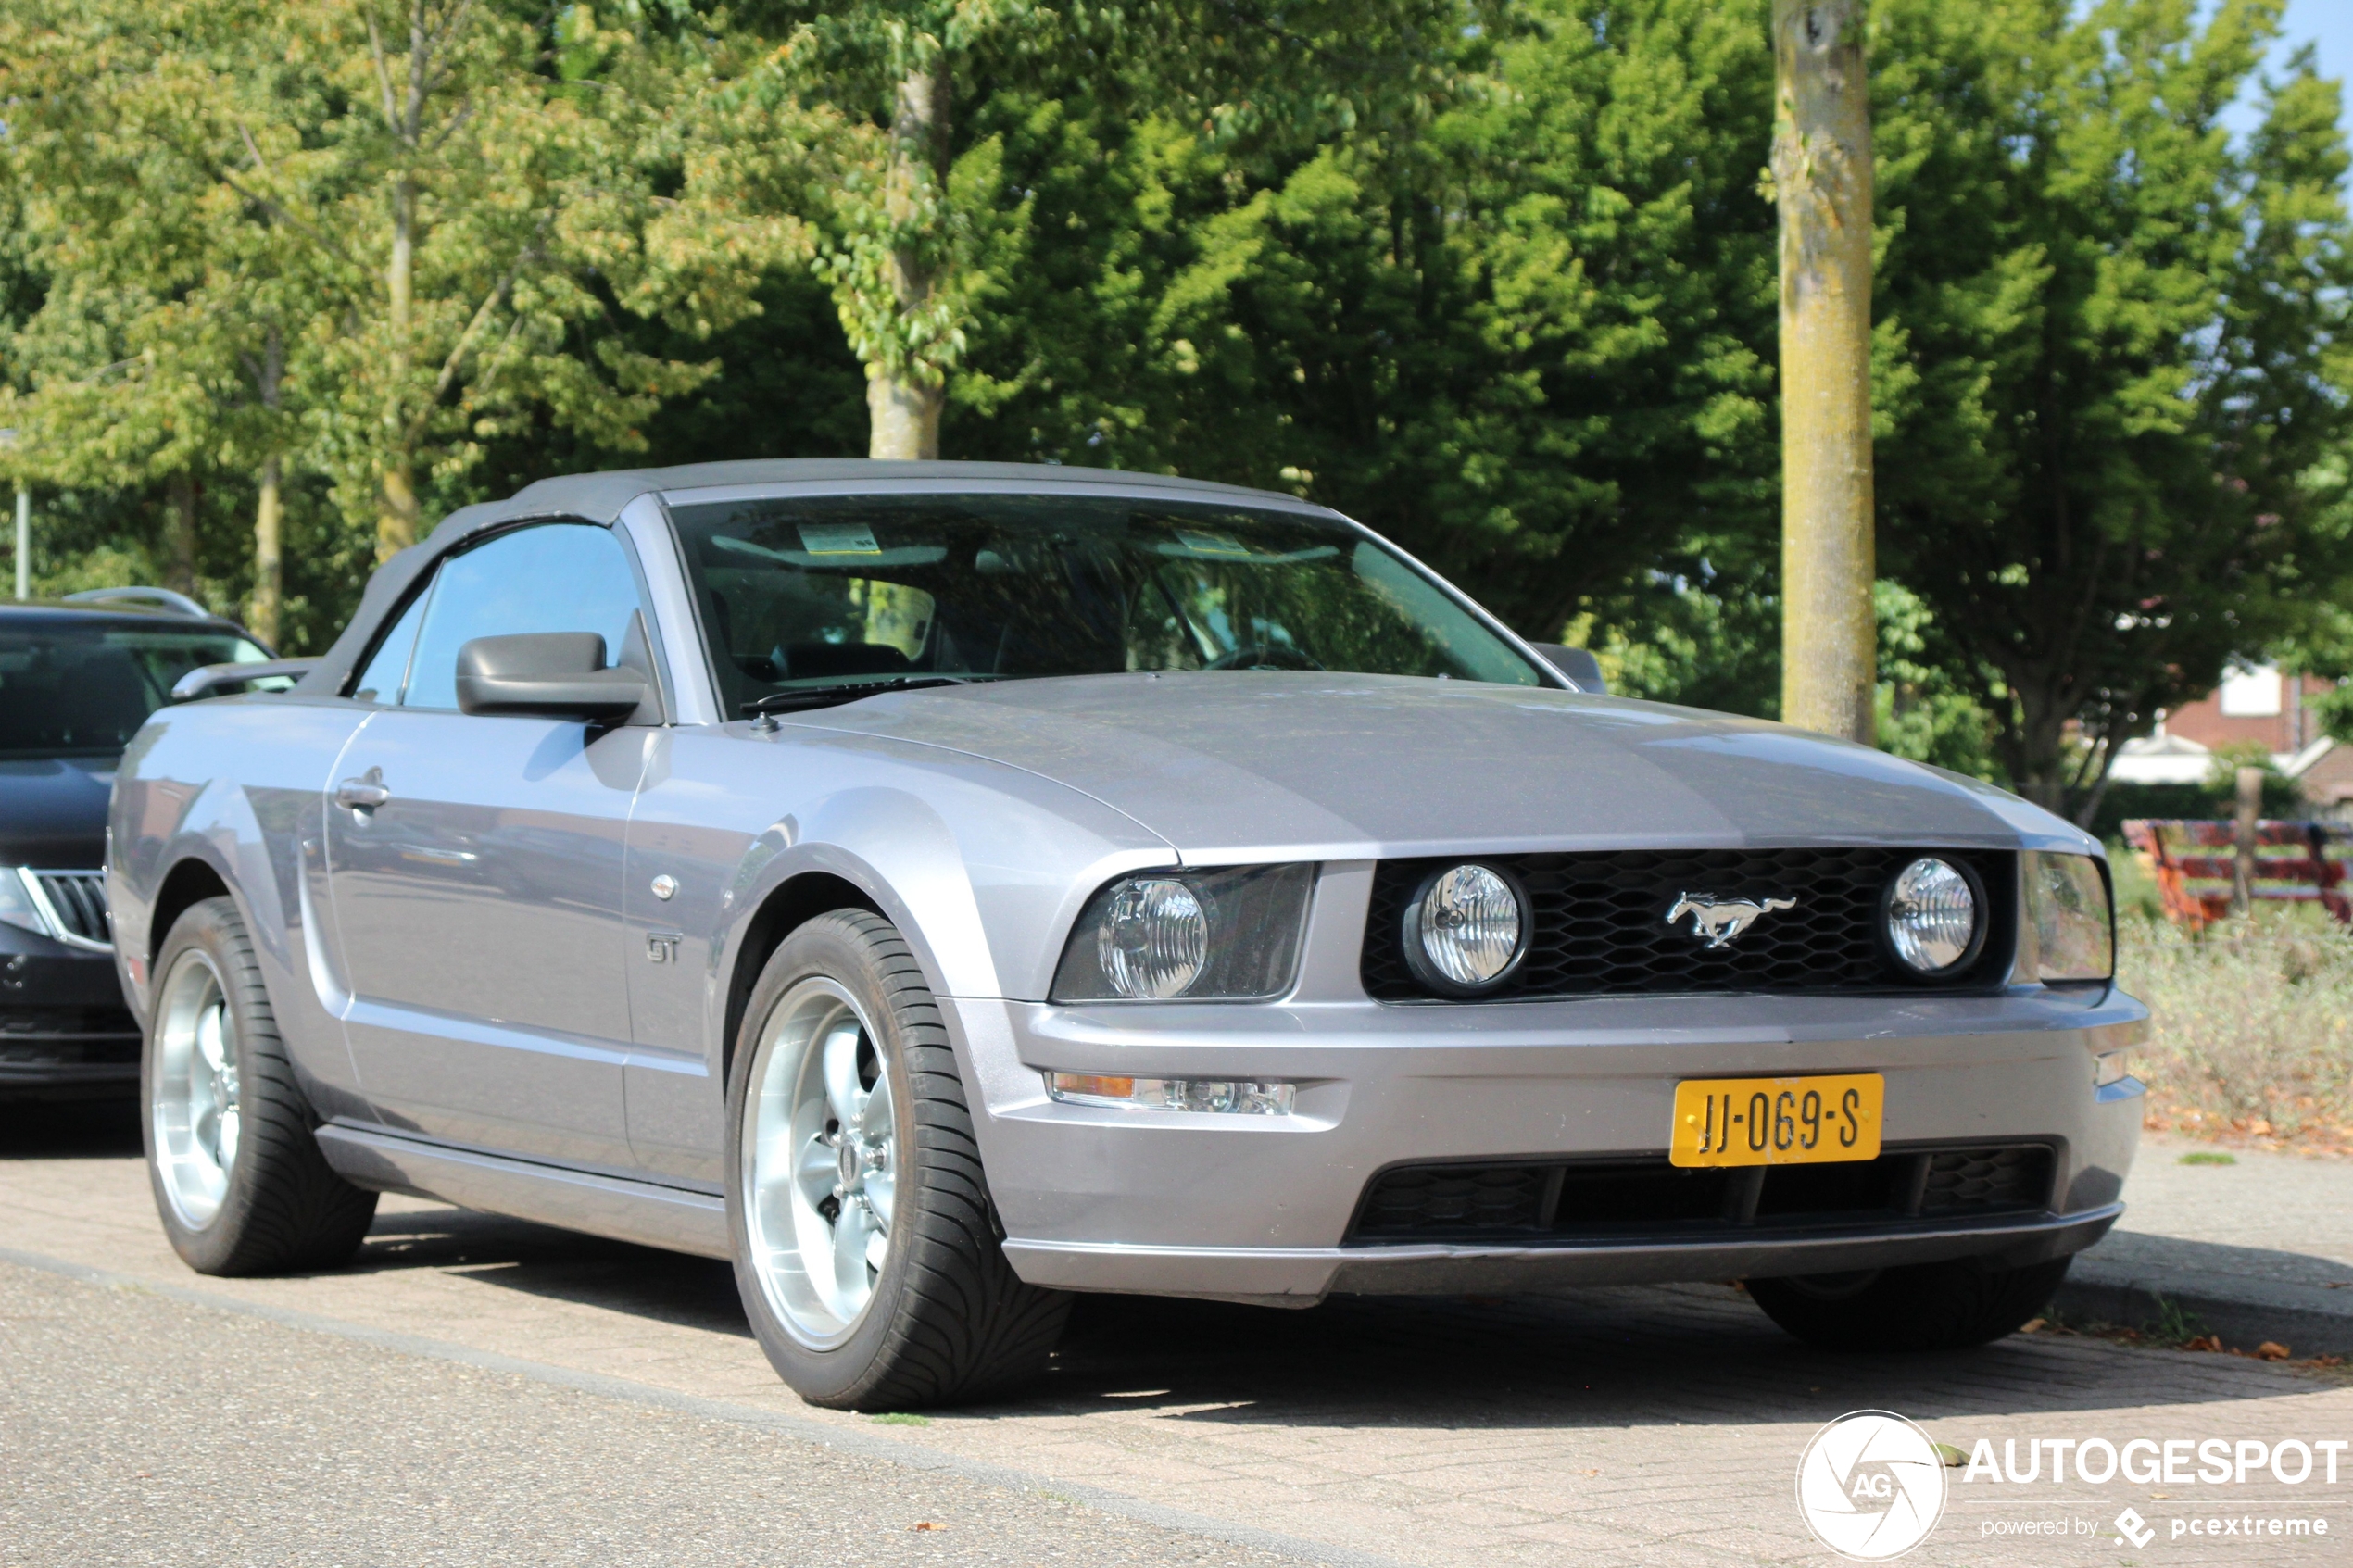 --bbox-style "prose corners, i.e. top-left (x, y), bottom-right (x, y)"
top-left (335, 777), bottom-right (391, 810)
